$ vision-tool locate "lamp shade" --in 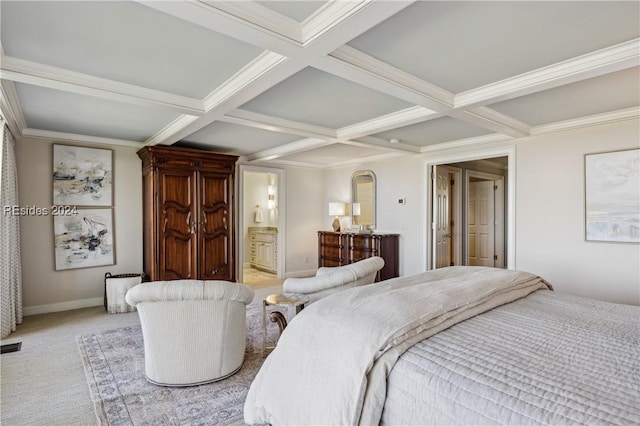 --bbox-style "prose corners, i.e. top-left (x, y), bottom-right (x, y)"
top-left (352, 202), bottom-right (361, 216)
top-left (328, 202), bottom-right (346, 216)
